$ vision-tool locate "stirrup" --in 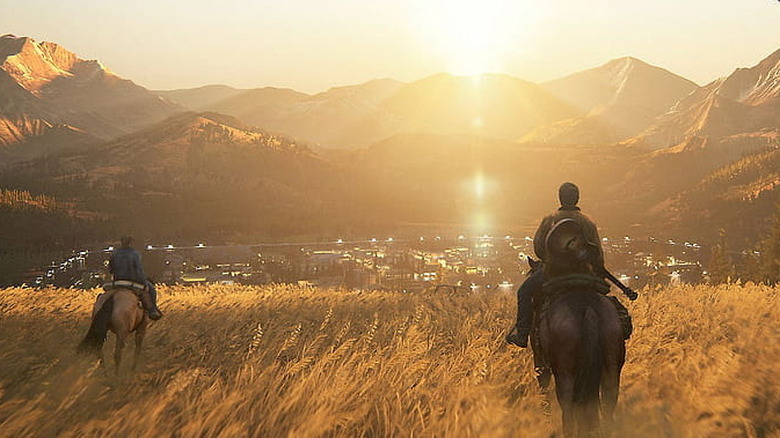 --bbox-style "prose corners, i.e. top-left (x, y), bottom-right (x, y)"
top-left (535, 366), bottom-right (551, 390)
top-left (148, 309), bottom-right (163, 321)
